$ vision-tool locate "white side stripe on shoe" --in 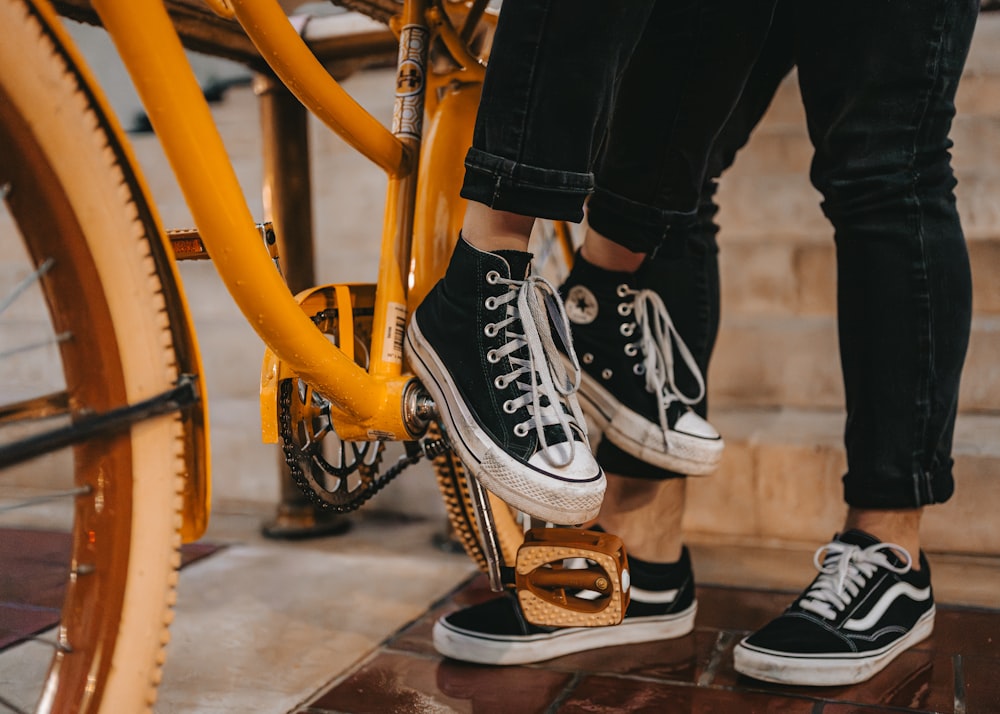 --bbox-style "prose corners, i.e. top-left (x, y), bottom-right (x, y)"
top-left (843, 581), bottom-right (932, 632)
top-left (629, 586), bottom-right (679, 604)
